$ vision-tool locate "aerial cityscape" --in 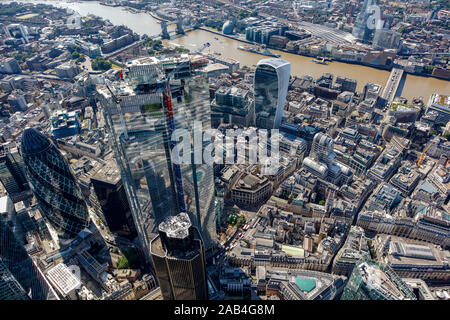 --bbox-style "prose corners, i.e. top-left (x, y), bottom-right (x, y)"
top-left (0, 0), bottom-right (449, 305)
